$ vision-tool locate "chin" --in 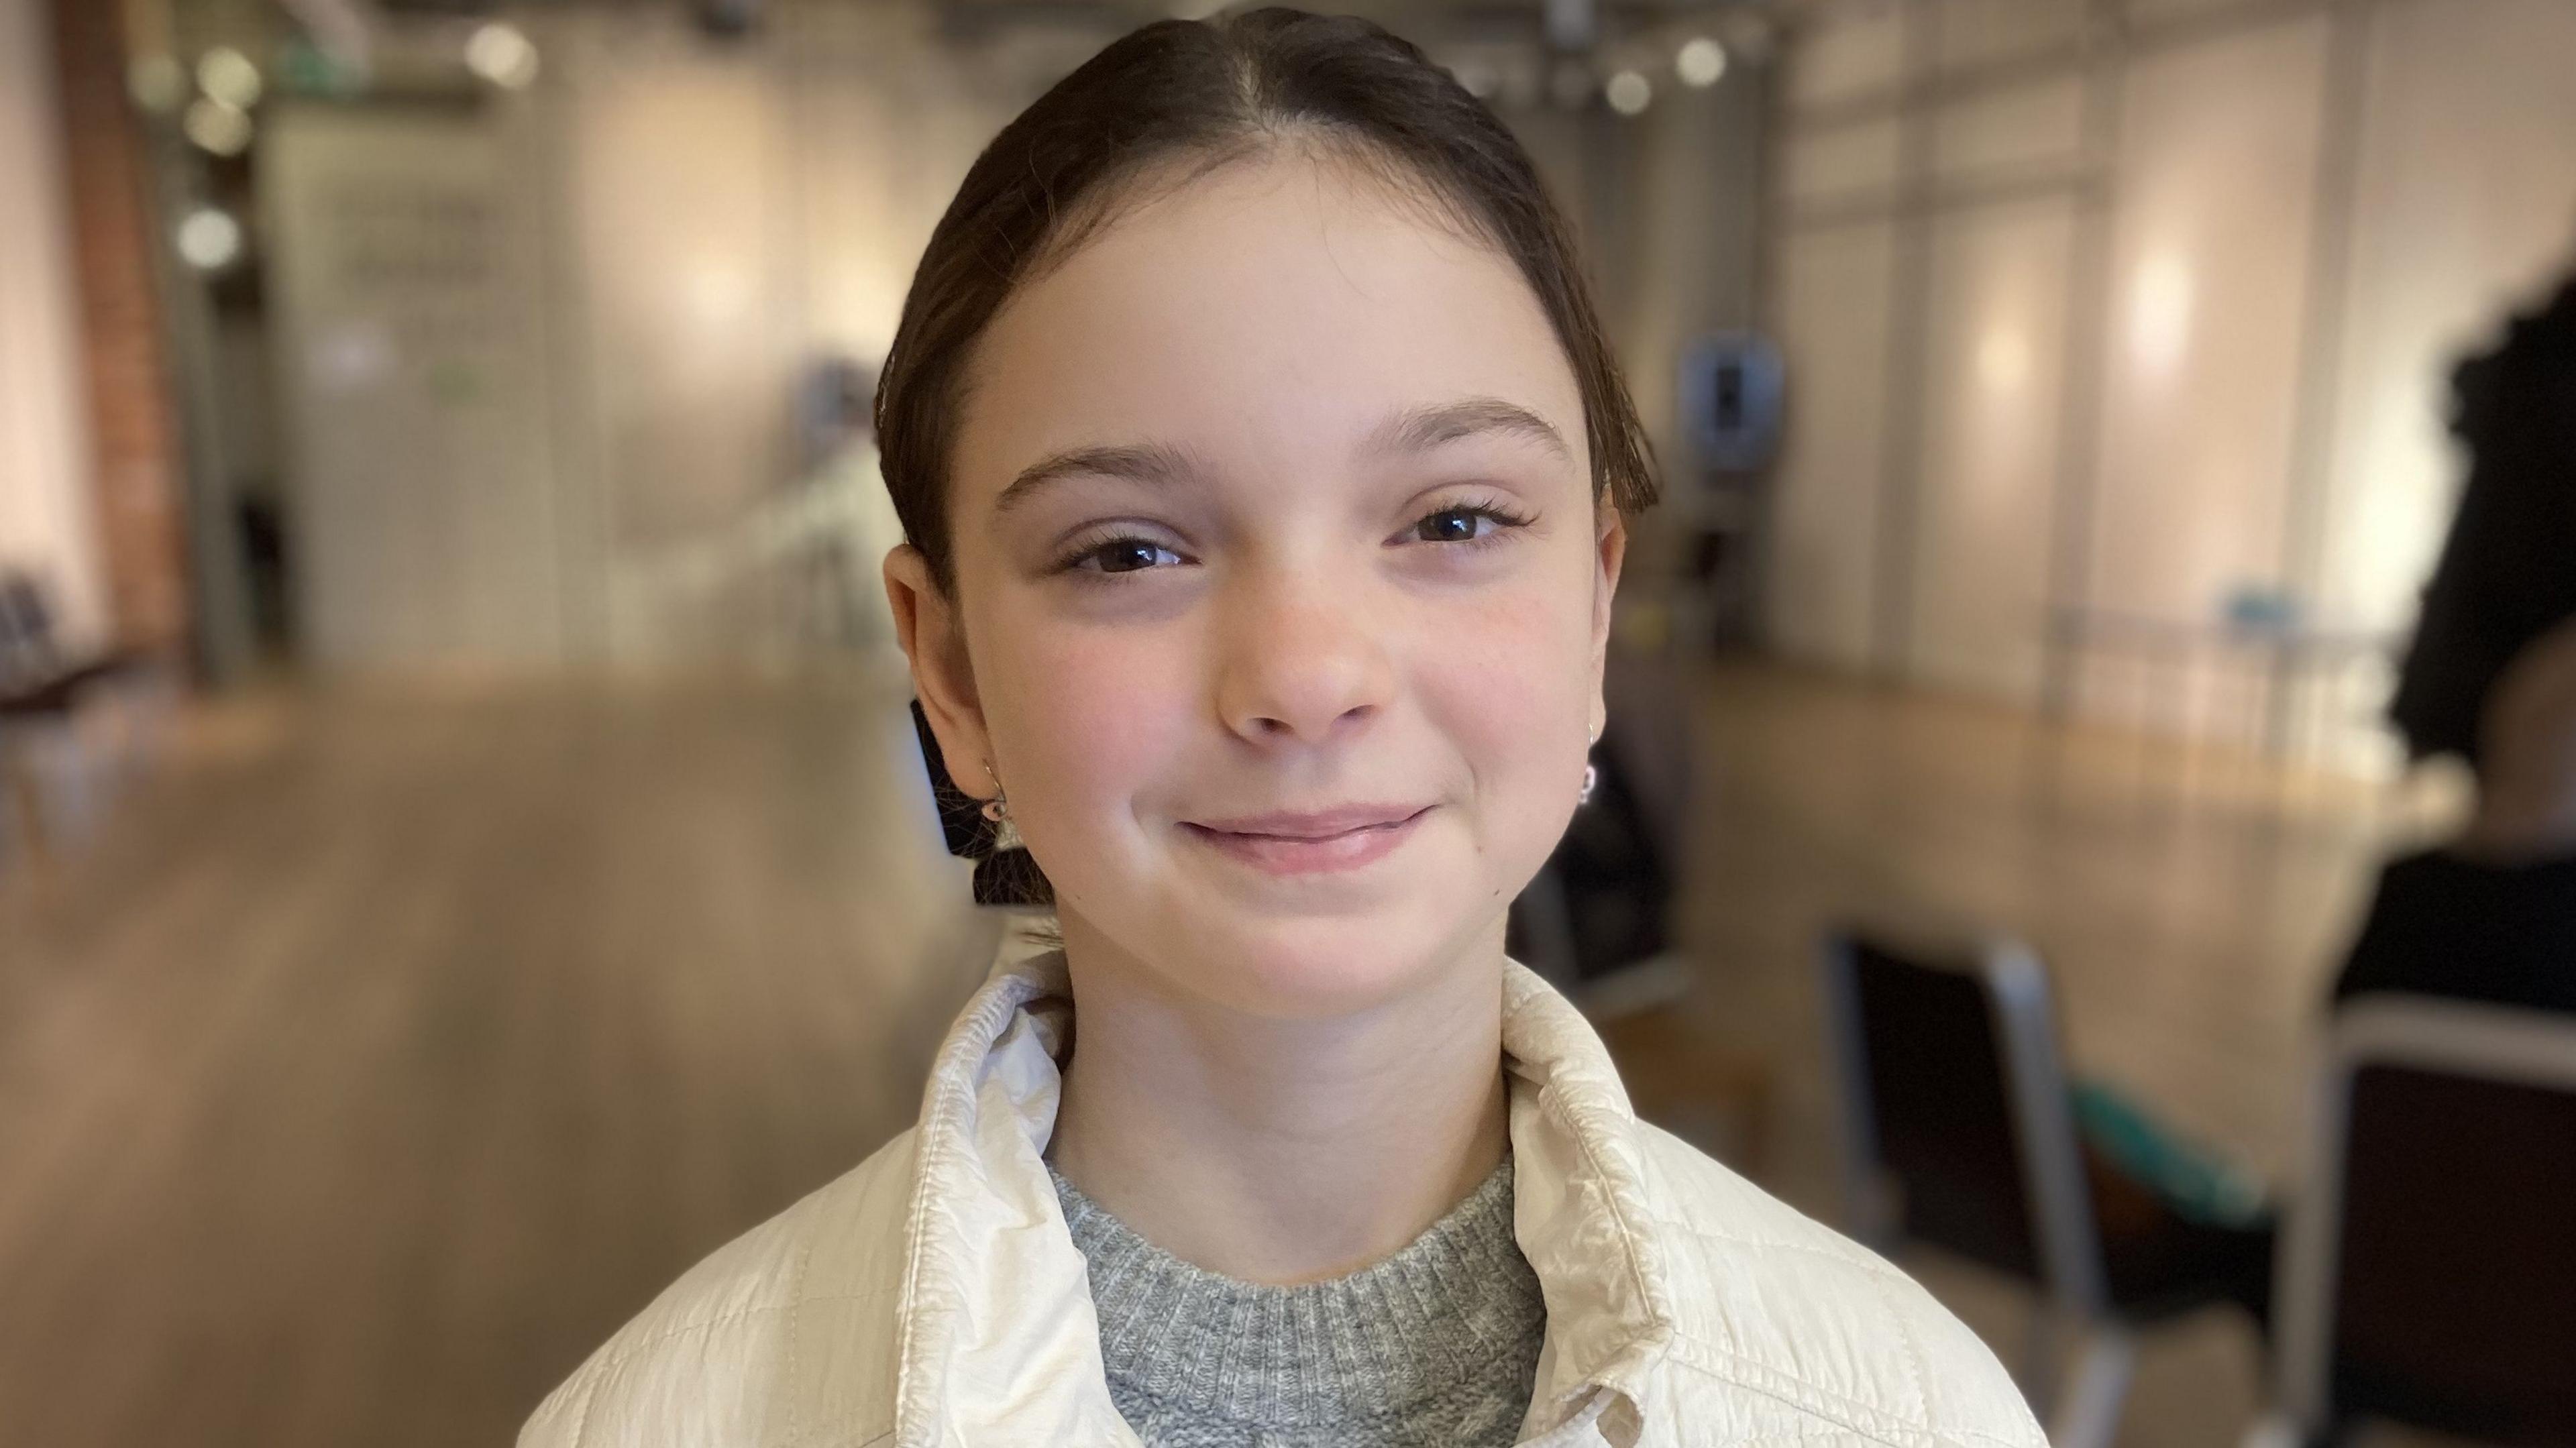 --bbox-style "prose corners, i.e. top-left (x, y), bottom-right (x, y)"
top-left (1161, 901), bottom-right (1499, 1021)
